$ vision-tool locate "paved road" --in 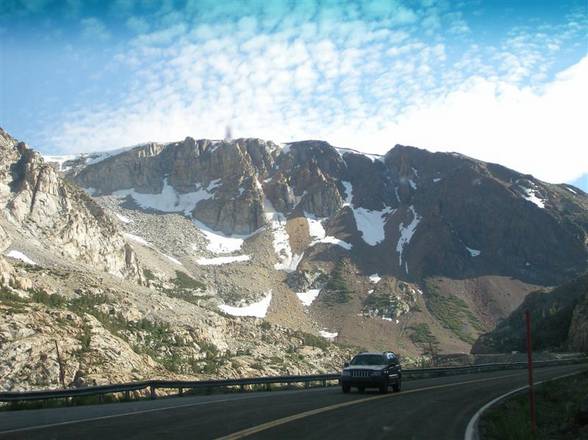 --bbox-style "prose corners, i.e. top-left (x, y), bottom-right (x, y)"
top-left (0, 364), bottom-right (584, 440)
